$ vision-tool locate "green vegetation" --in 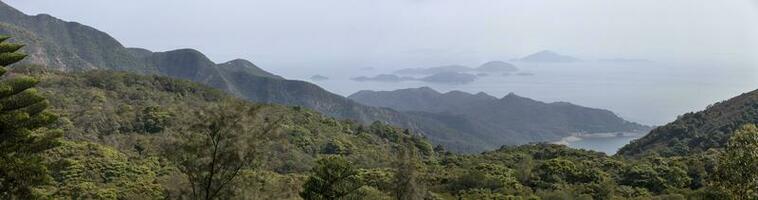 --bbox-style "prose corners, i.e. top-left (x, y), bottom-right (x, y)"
top-left (714, 124), bottom-right (758, 199)
top-left (300, 156), bottom-right (363, 200)
top-left (1, 61), bottom-right (752, 199)
top-left (8, 64), bottom-right (432, 199)
top-left (619, 89), bottom-right (758, 157)
top-left (165, 102), bottom-right (277, 200)
top-left (0, 35), bottom-right (61, 199)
